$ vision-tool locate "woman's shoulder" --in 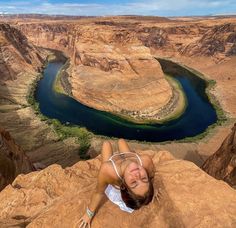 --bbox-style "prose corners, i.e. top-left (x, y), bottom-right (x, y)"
top-left (139, 154), bottom-right (155, 178)
top-left (139, 154), bottom-right (153, 165)
top-left (99, 161), bottom-right (119, 182)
